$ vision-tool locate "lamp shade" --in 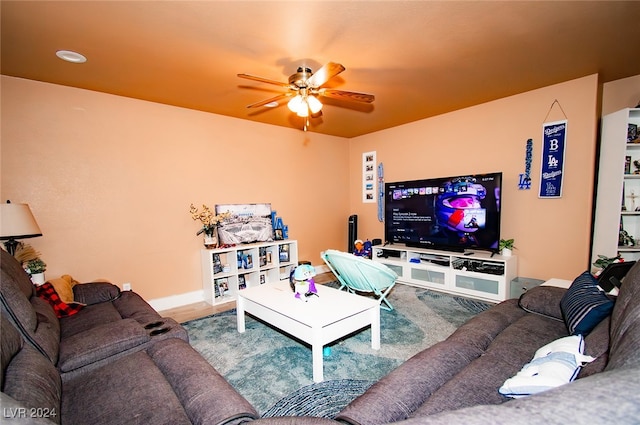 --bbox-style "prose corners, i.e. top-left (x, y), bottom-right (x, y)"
top-left (0, 203), bottom-right (42, 240)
